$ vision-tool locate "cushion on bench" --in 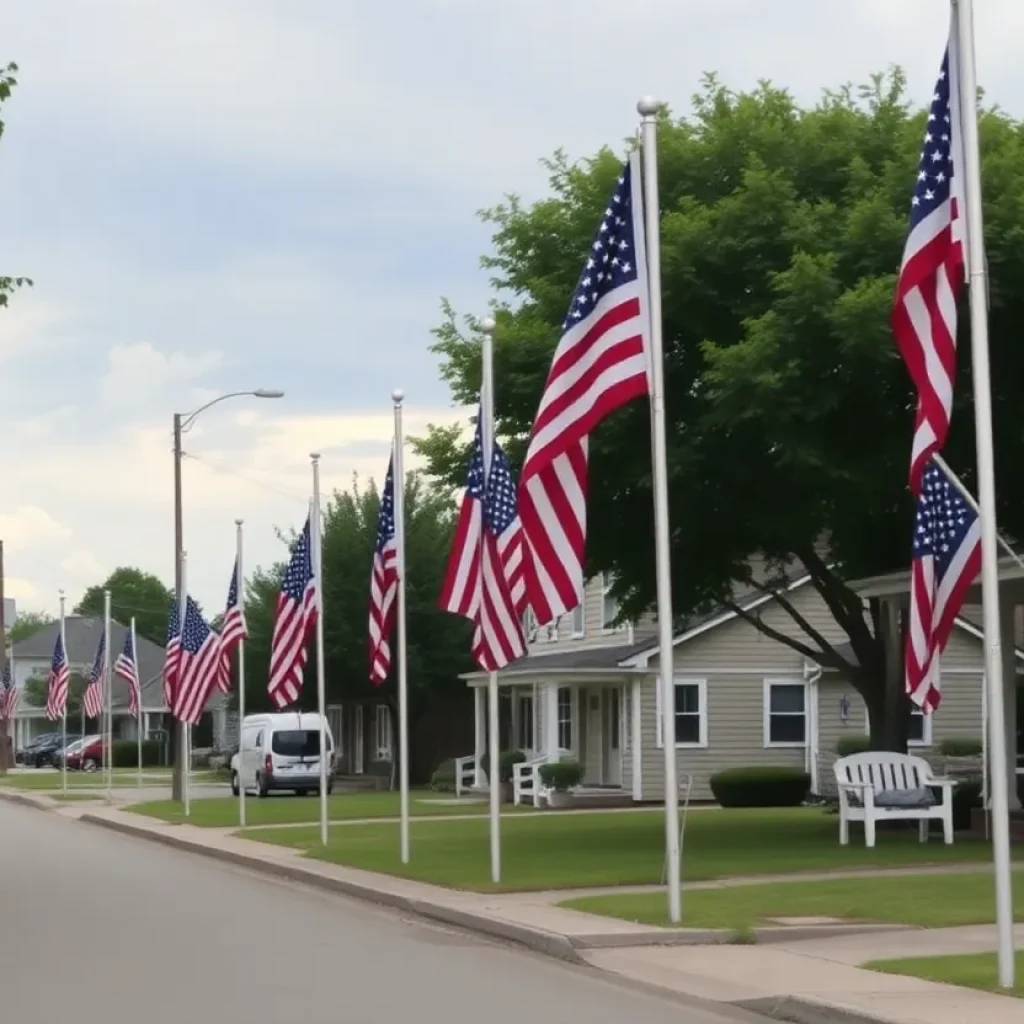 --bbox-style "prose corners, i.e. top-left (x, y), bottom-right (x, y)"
top-left (846, 787), bottom-right (937, 809)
